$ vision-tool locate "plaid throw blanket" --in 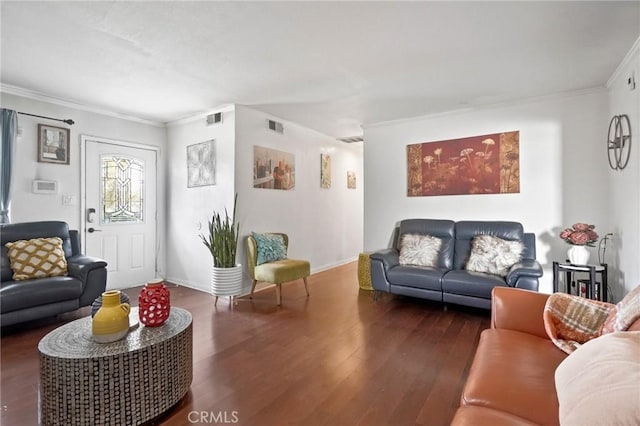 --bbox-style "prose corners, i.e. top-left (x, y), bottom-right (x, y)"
top-left (543, 293), bottom-right (615, 354)
top-left (544, 285), bottom-right (640, 354)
